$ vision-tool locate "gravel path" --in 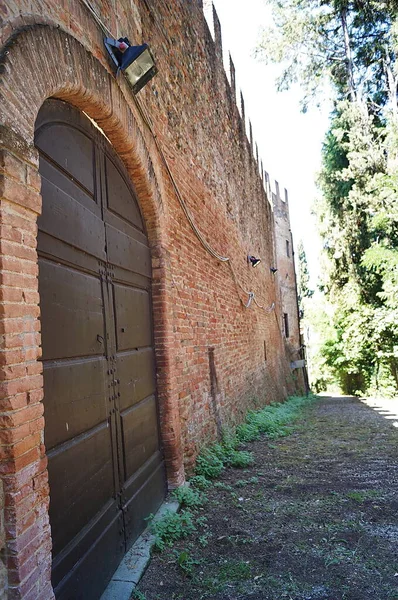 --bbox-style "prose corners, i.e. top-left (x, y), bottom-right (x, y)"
top-left (135, 395), bottom-right (398, 600)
